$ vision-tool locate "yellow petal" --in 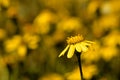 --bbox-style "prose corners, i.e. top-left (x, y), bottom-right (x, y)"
top-left (67, 45), bottom-right (75, 58)
top-left (75, 43), bottom-right (82, 52)
top-left (85, 41), bottom-right (94, 44)
top-left (80, 44), bottom-right (88, 52)
top-left (58, 45), bottom-right (69, 57)
top-left (83, 42), bottom-right (91, 47)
